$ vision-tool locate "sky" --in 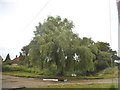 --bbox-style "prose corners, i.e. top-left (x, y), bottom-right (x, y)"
top-left (0, 0), bottom-right (118, 59)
